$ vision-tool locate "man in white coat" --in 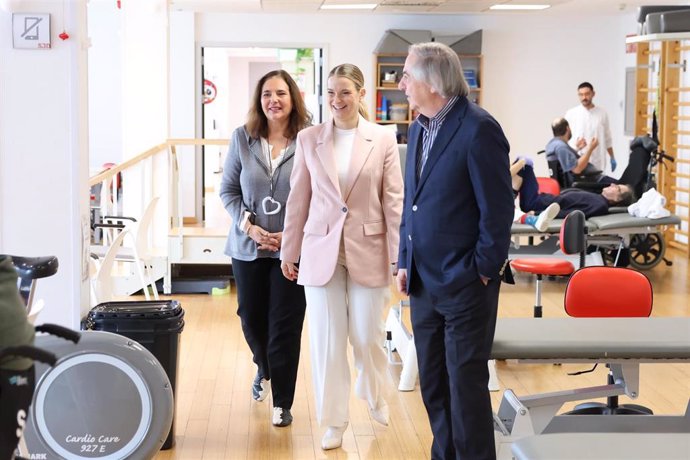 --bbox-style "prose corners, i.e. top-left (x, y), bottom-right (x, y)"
top-left (565, 81), bottom-right (616, 173)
